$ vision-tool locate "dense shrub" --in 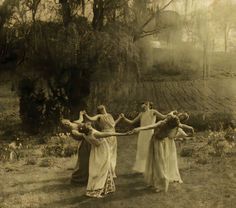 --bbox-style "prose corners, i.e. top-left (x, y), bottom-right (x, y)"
top-left (187, 112), bottom-right (235, 131)
top-left (18, 78), bottom-right (69, 133)
top-left (182, 130), bottom-right (236, 163)
top-left (15, 19), bottom-right (140, 134)
top-left (41, 133), bottom-right (78, 157)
